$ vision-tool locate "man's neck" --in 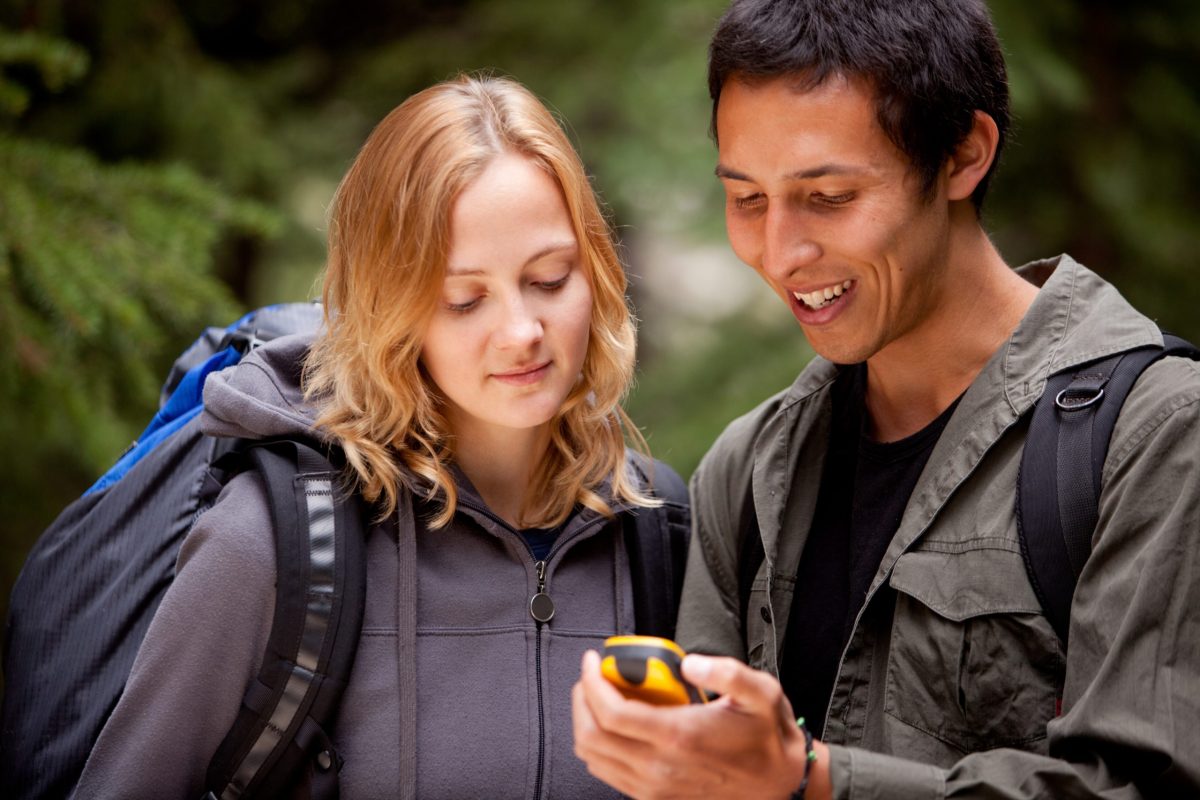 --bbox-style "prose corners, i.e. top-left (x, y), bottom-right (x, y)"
top-left (863, 226), bottom-right (1038, 443)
